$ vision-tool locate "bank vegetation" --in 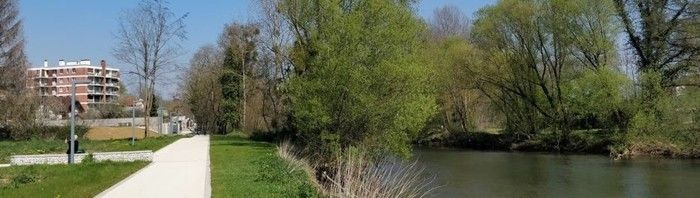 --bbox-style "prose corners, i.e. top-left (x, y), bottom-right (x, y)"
top-left (182, 0), bottom-right (699, 195)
